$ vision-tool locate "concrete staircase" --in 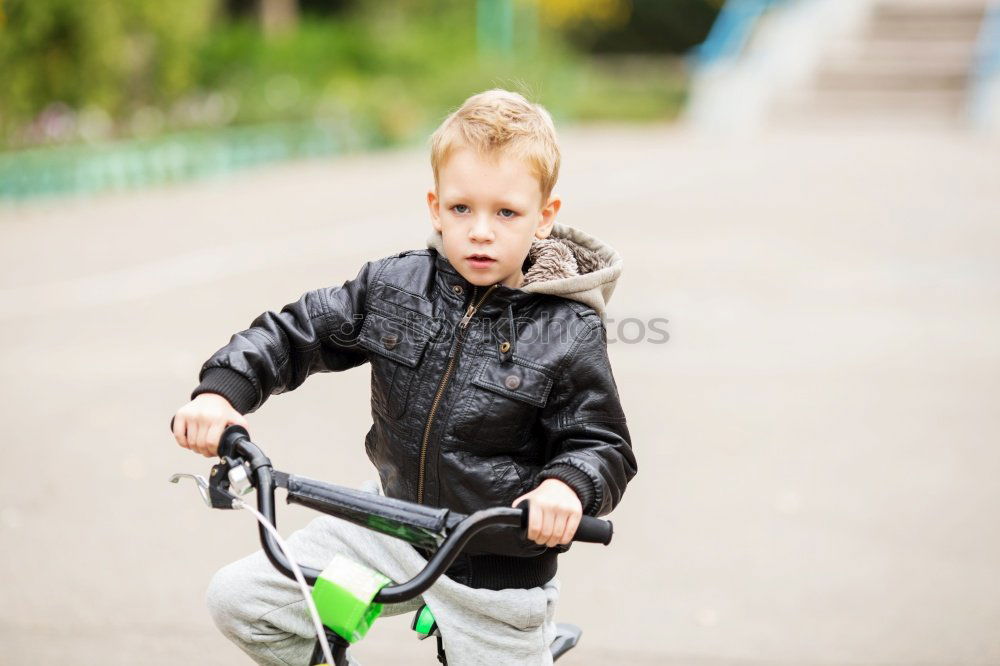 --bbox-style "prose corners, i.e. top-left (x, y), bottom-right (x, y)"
top-left (772, 0), bottom-right (989, 127)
